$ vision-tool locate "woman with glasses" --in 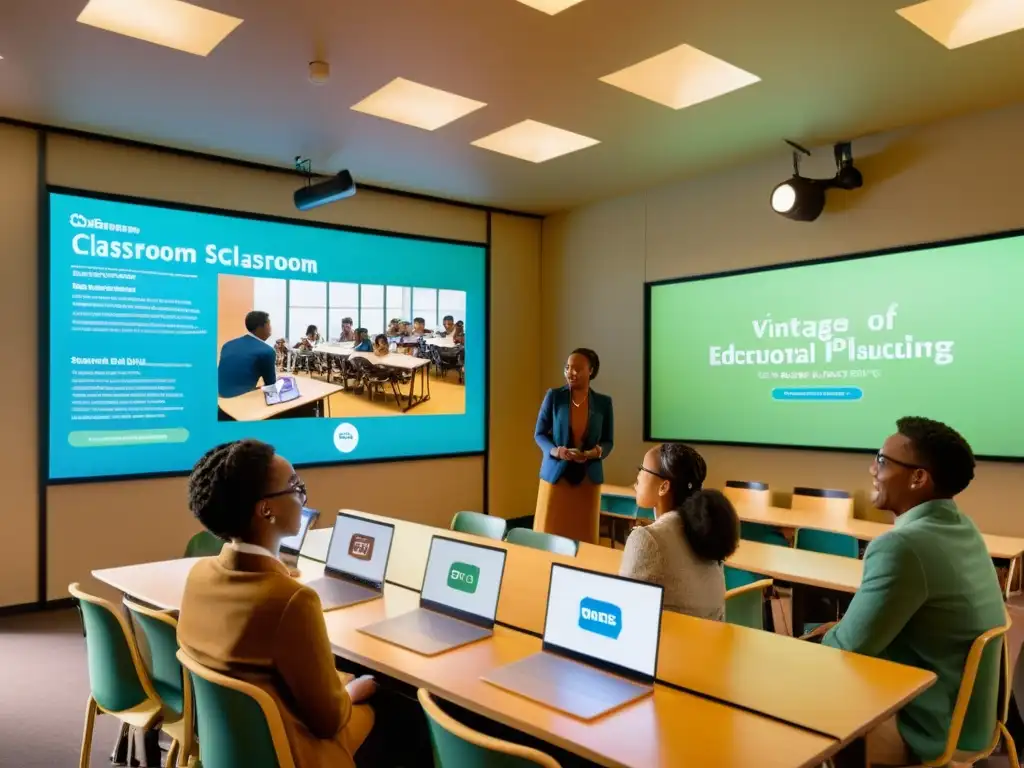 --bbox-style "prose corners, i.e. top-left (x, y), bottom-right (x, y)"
top-left (177, 439), bottom-right (377, 768)
top-left (620, 443), bottom-right (740, 620)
